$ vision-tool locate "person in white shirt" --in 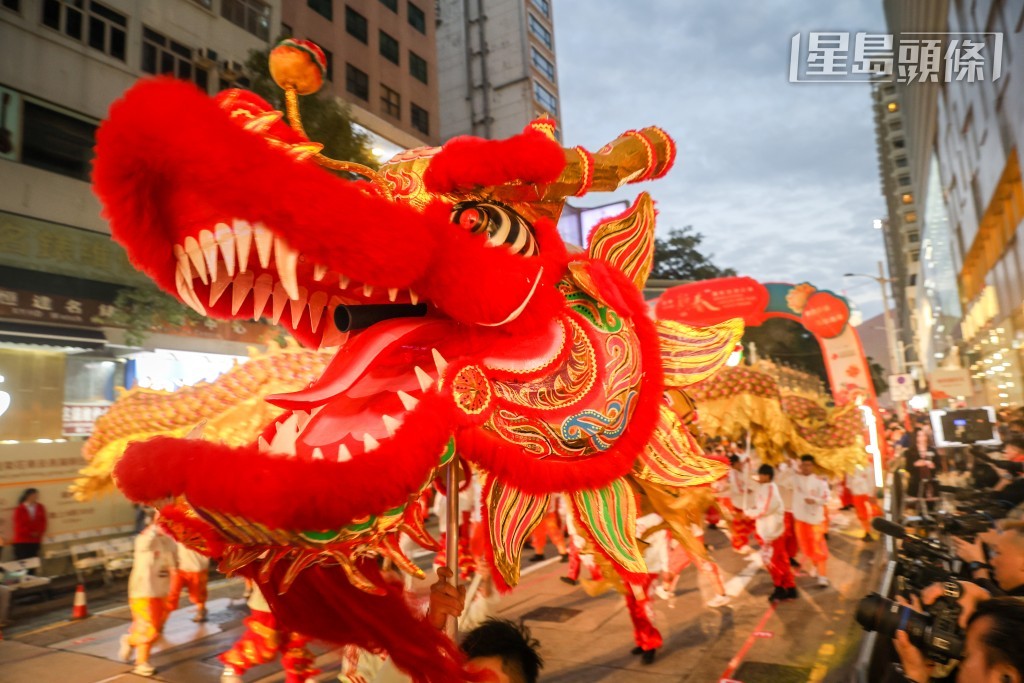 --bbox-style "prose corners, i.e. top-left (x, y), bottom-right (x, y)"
top-left (744, 464), bottom-right (797, 602)
top-left (166, 544), bottom-right (211, 622)
top-left (848, 463), bottom-right (880, 539)
top-left (774, 458), bottom-right (801, 570)
top-left (725, 454), bottom-right (758, 554)
top-left (792, 454), bottom-right (832, 587)
top-left (118, 519), bottom-right (178, 677)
